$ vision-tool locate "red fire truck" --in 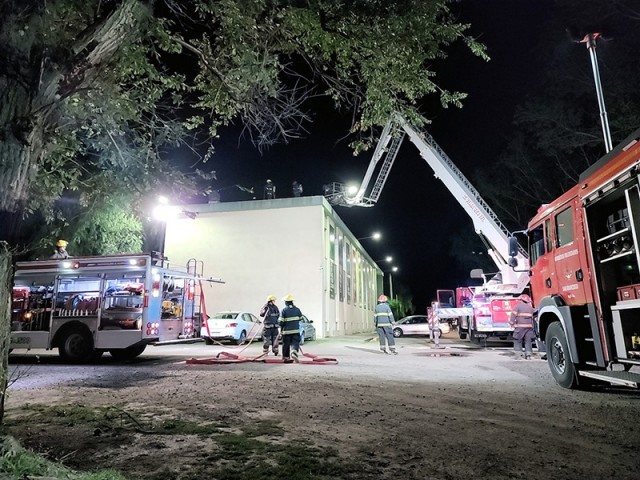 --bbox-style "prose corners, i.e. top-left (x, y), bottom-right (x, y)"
top-left (509, 128), bottom-right (640, 388)
top-left (11, 253), bottom-right (214, 362)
